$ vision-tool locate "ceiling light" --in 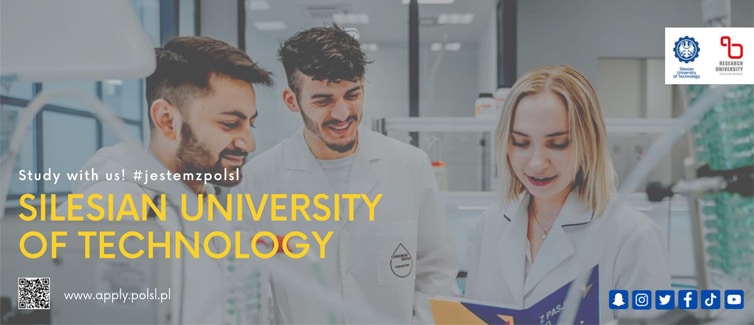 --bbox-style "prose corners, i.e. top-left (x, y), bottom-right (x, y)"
top-left (437, 13), bottom-right (474, 24)
top-left (246, 0), bottom-right (270, 11)
top-left (361, 43), bottom-right (378, 51)
top-left (431, 42), bottom-right (461, 51)
top-left (444, 42), bottom-right (461, 51)
top-left (402, 0), bottom-right (454, 4)
top-left (333, 13), bottom-right (369, 24)
top-left (254, 21), bottom-right (286, 31)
